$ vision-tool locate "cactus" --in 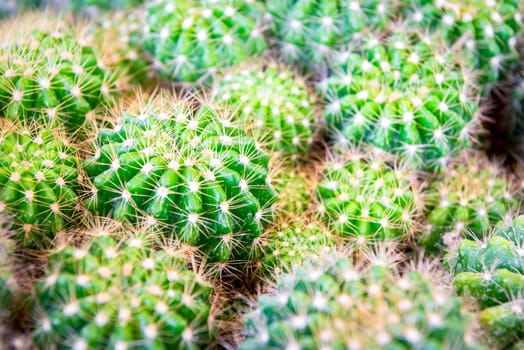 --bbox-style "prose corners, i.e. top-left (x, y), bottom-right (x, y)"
top-left (0, 124), bottom-right (81, 249)
top-left (320, 31), bottom-right (478, 171)
top-left (33, 224), bottom-right (216, 349)
top-left (421, 150), bottom-right (518, 250)
top-left (0, 15), bottom-right (125, 137)
top-left (449, 215), bottom-right (524, 347)
top-left (273, 167), bottom-right (315, 217)
top-left (213, 62), bottom-right (317, 161)
top-left (144, 0), bottom-right (267, 84)
top-left (83, 94), bottom-right (277, 264)
top-left (242, 252), bottom-right (477, 349)
top-left (266, 0), bottom-right (393, 71)
top-left (315, 150), bottom-right (421, 246)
